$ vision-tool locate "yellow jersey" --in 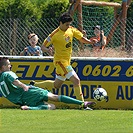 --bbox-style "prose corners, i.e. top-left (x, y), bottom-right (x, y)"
top-left (43, 26), bottom-right (83, 64)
